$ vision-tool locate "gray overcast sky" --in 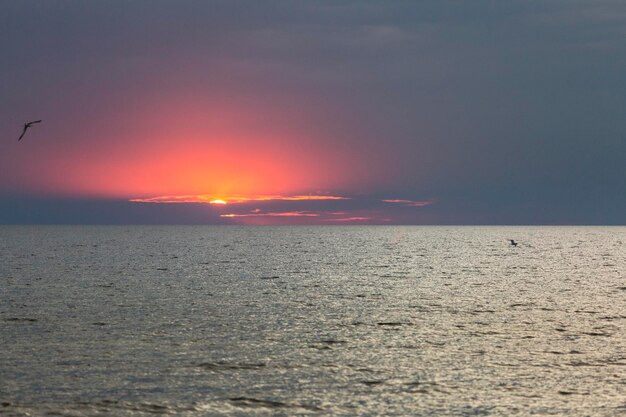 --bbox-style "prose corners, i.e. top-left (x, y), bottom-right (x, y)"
top-left (1, 1), bottom-right (624, 224)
